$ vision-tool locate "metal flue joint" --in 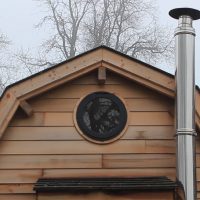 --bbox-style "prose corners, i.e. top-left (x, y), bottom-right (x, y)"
top-left (169, 8), bottom-right (200, 200)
